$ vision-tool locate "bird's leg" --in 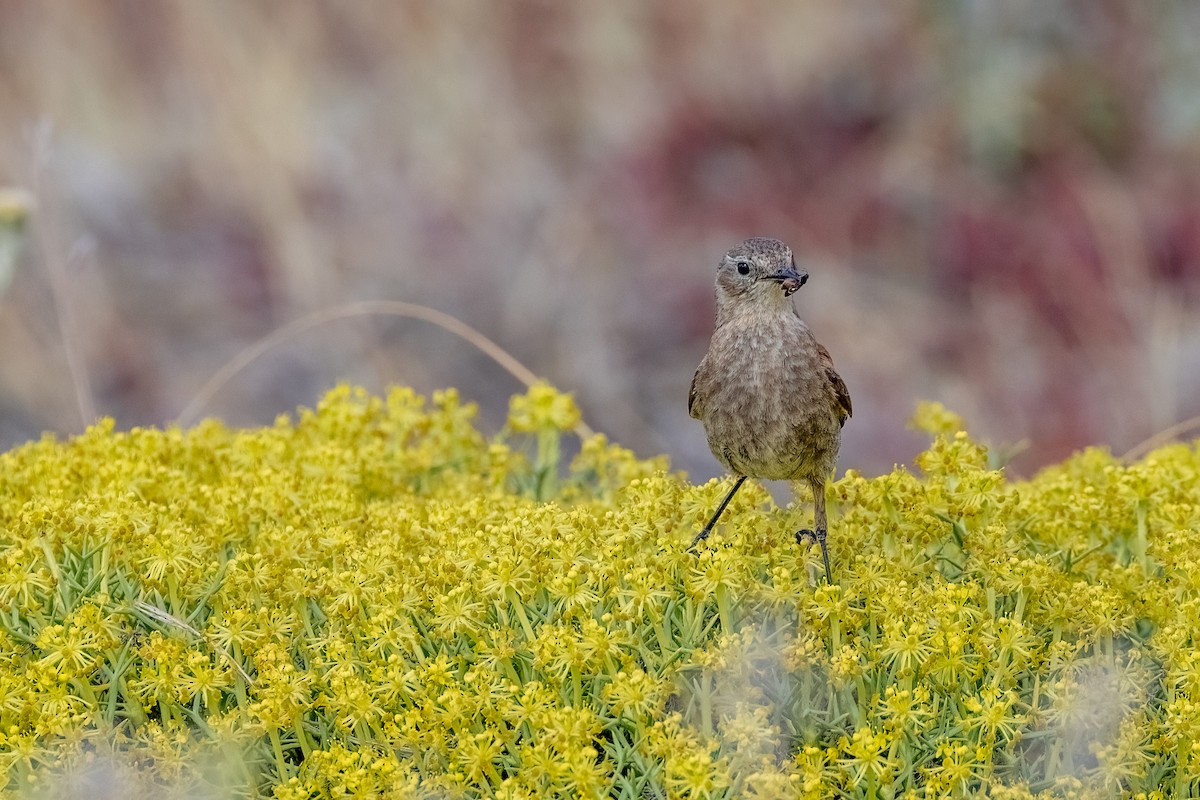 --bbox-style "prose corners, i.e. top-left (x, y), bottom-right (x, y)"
top-left (793, 478), bottom-right (833, 583)
top-left (690, 475), bottom-right (747, 550)
top-left (813, 479), bottom-right (833, 584)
